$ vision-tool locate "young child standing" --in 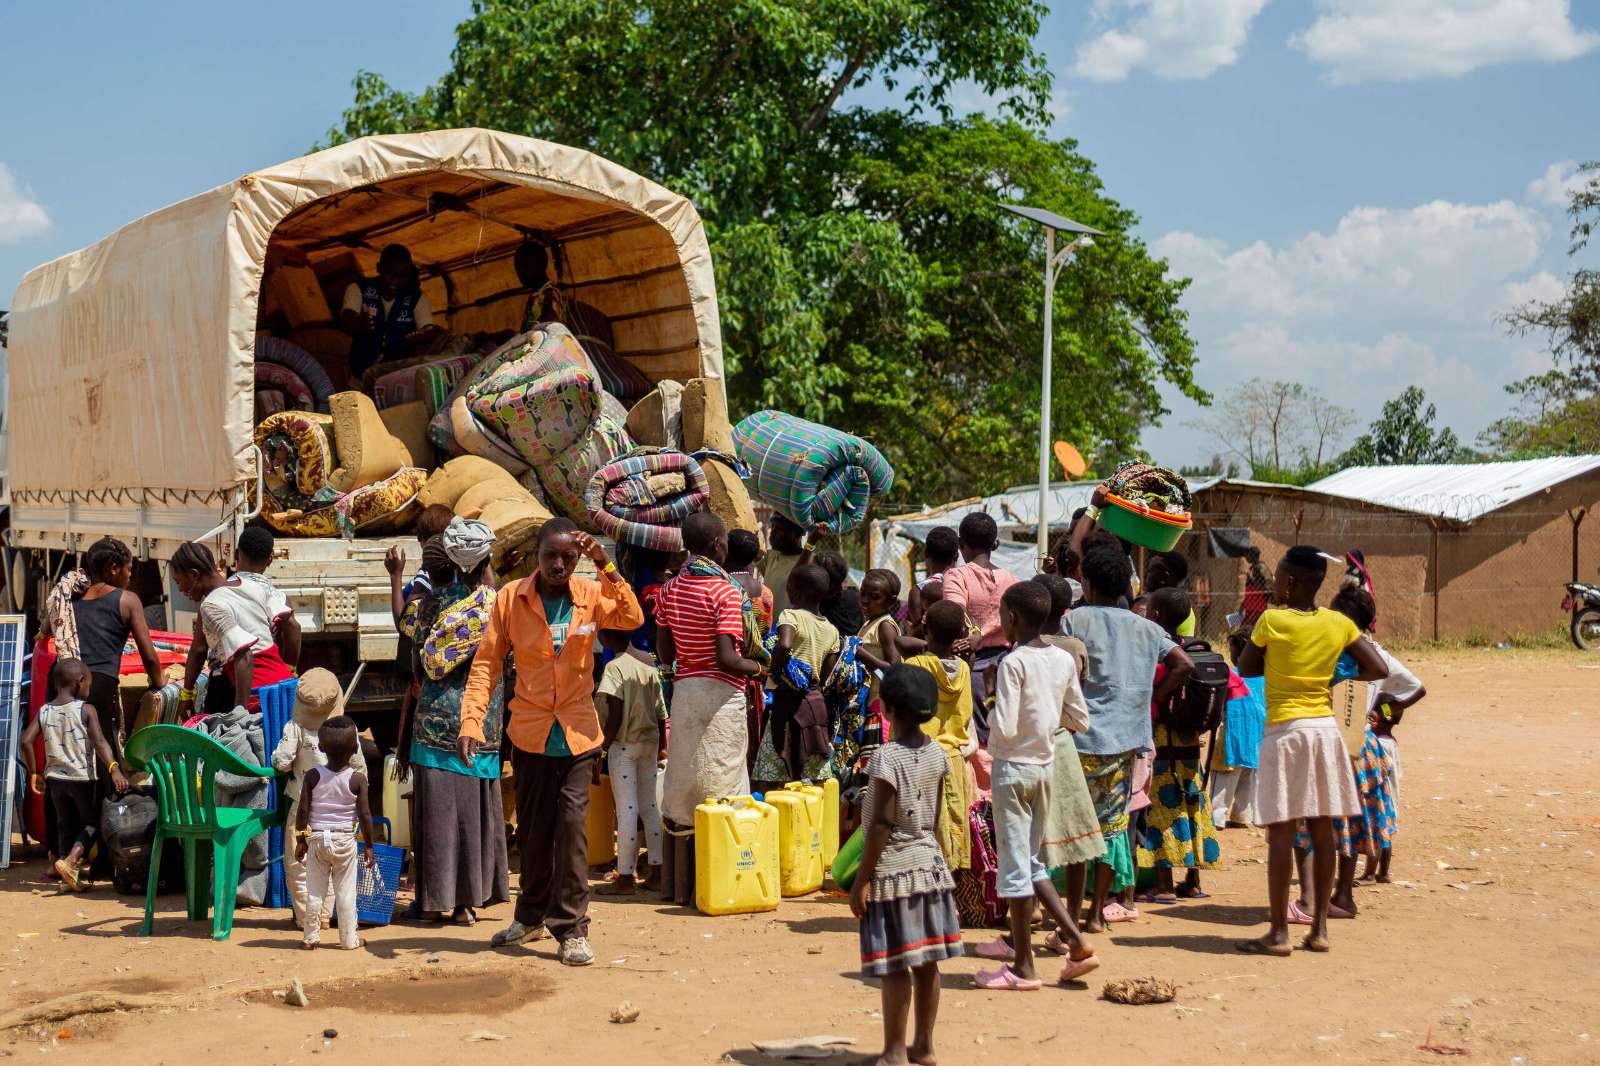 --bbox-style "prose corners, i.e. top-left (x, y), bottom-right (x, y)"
top-left (976, 582), bottom-right (1099, 991)
top-left (905, 601), bottom-right (976, 874)
top-left (725, 529), bottom-right (775, 634)
top-left (858, 569), bottom-right (927, 739)
top-left (1138, 587), bottom-right (1221, 902)
top-left (753, 564), bottom-right (842, 788)
top-left (906, 526), bottom-right (960, 635)
top-left (1364, 622), bottom-right (1425, 883)
top-left (1063, 537), bottom-right (1192, 933)
top-left (941, 513), bottom-right (1018, 744)
top-left (21, 659), bottom-right (126, 891)
top-left (272, 668), bottom-right (368, 928)
top-left (1210, 630), bottom-right (1265, 830)
top-left (850, 664), bottom-right (963, 1065)
top-left (1237, 546), bottom-right (1387, 957)
top-left (295, 715), bottom-right (378, 950)
top-left (595, 629), bottom-right (668, 895)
